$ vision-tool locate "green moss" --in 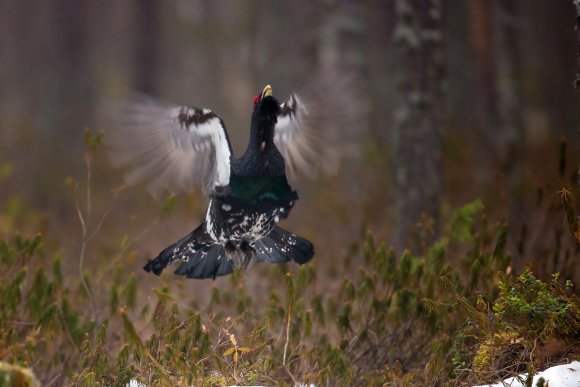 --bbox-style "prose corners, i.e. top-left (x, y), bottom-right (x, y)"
top-left (472, 331), bottom-right (520, 373)
top-left (0, 362), bottom-right (39, 387)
